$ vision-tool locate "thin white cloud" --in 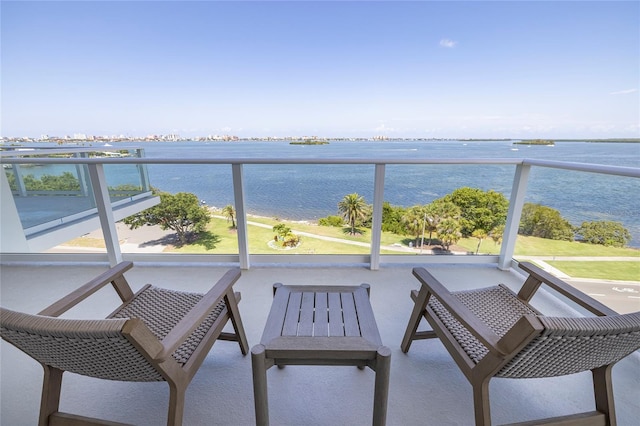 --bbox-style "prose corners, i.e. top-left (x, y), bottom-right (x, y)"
top-left (439, 39), bottom-right (457, 48)
top-left (609, 88), bottom-right (637, 95)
